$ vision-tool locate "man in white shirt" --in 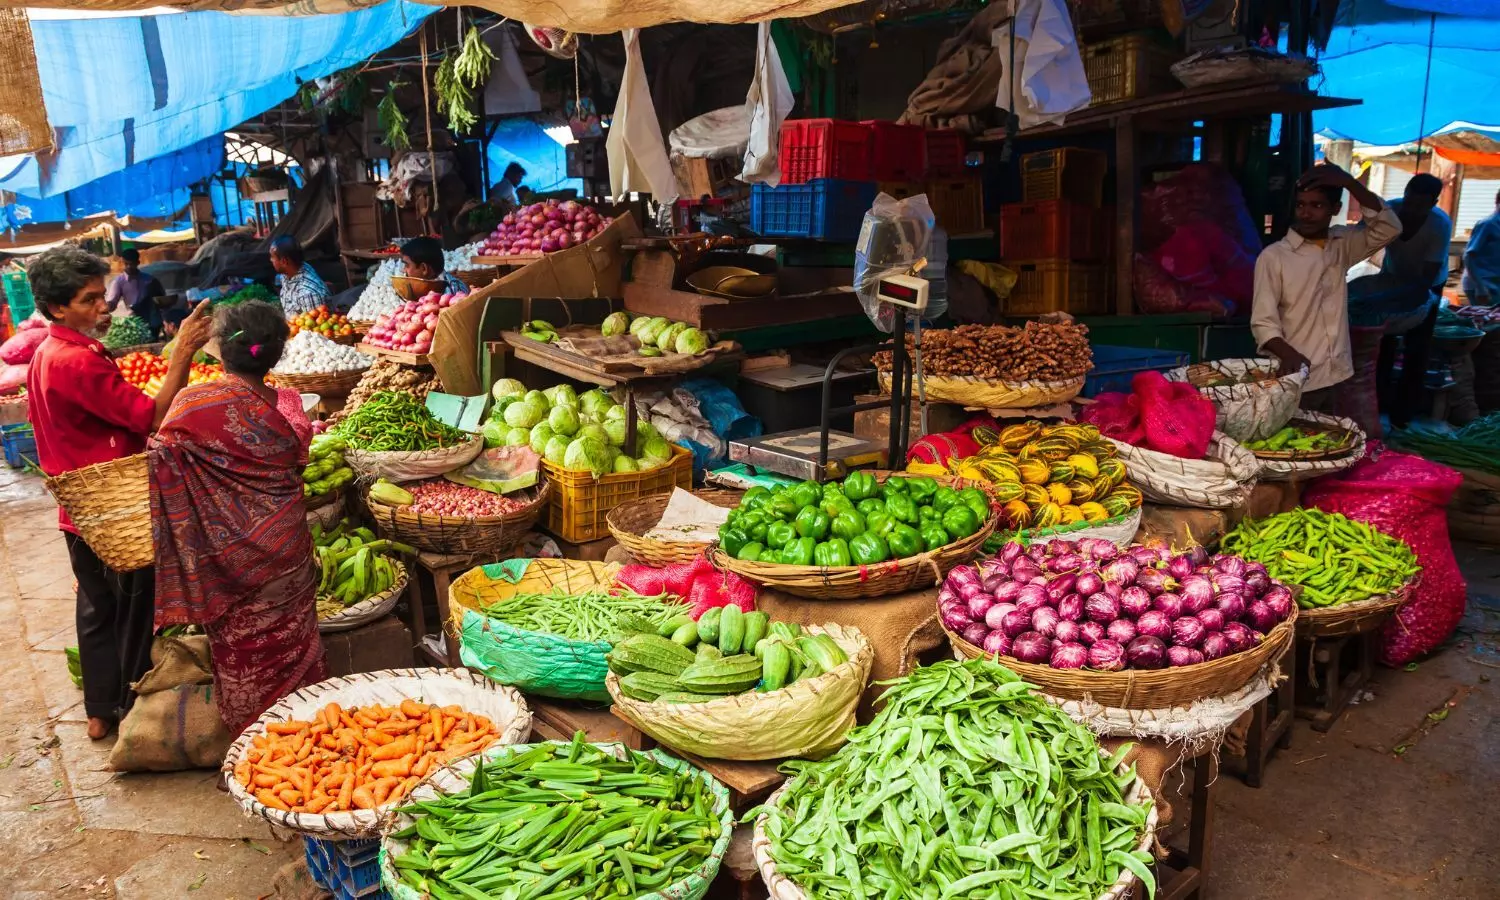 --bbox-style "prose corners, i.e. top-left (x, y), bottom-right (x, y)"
top-left (1252, 164), bottom-right (1401, 410)
top-left (489, 162), bottom-right (527, 213)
